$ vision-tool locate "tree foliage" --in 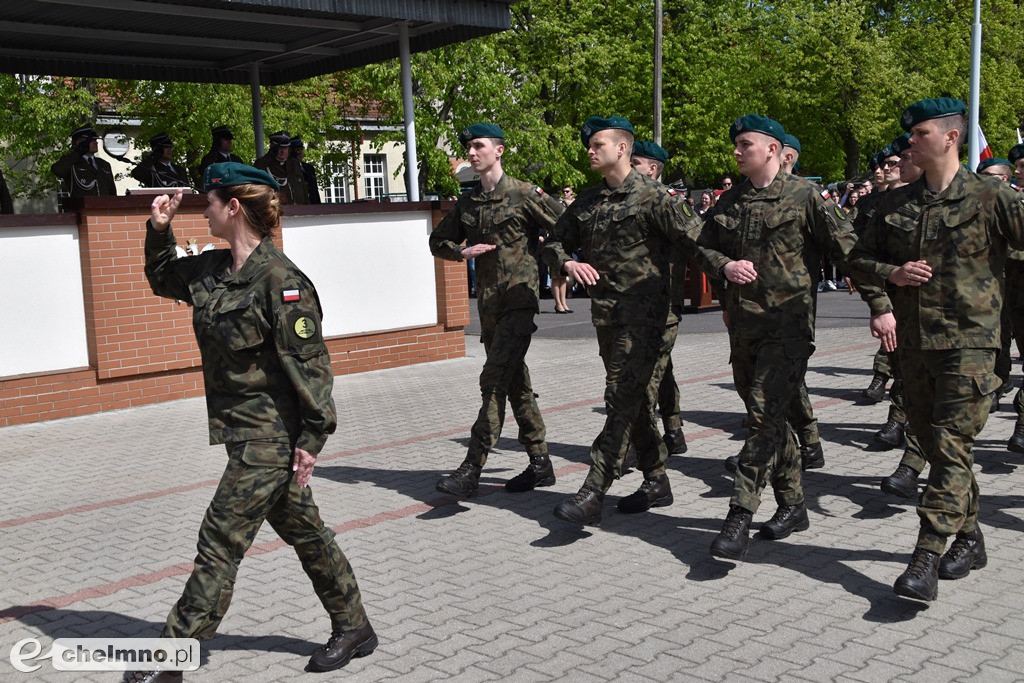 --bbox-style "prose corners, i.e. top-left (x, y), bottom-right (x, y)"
top-left (2, 0), bottom-right (1024, 199)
